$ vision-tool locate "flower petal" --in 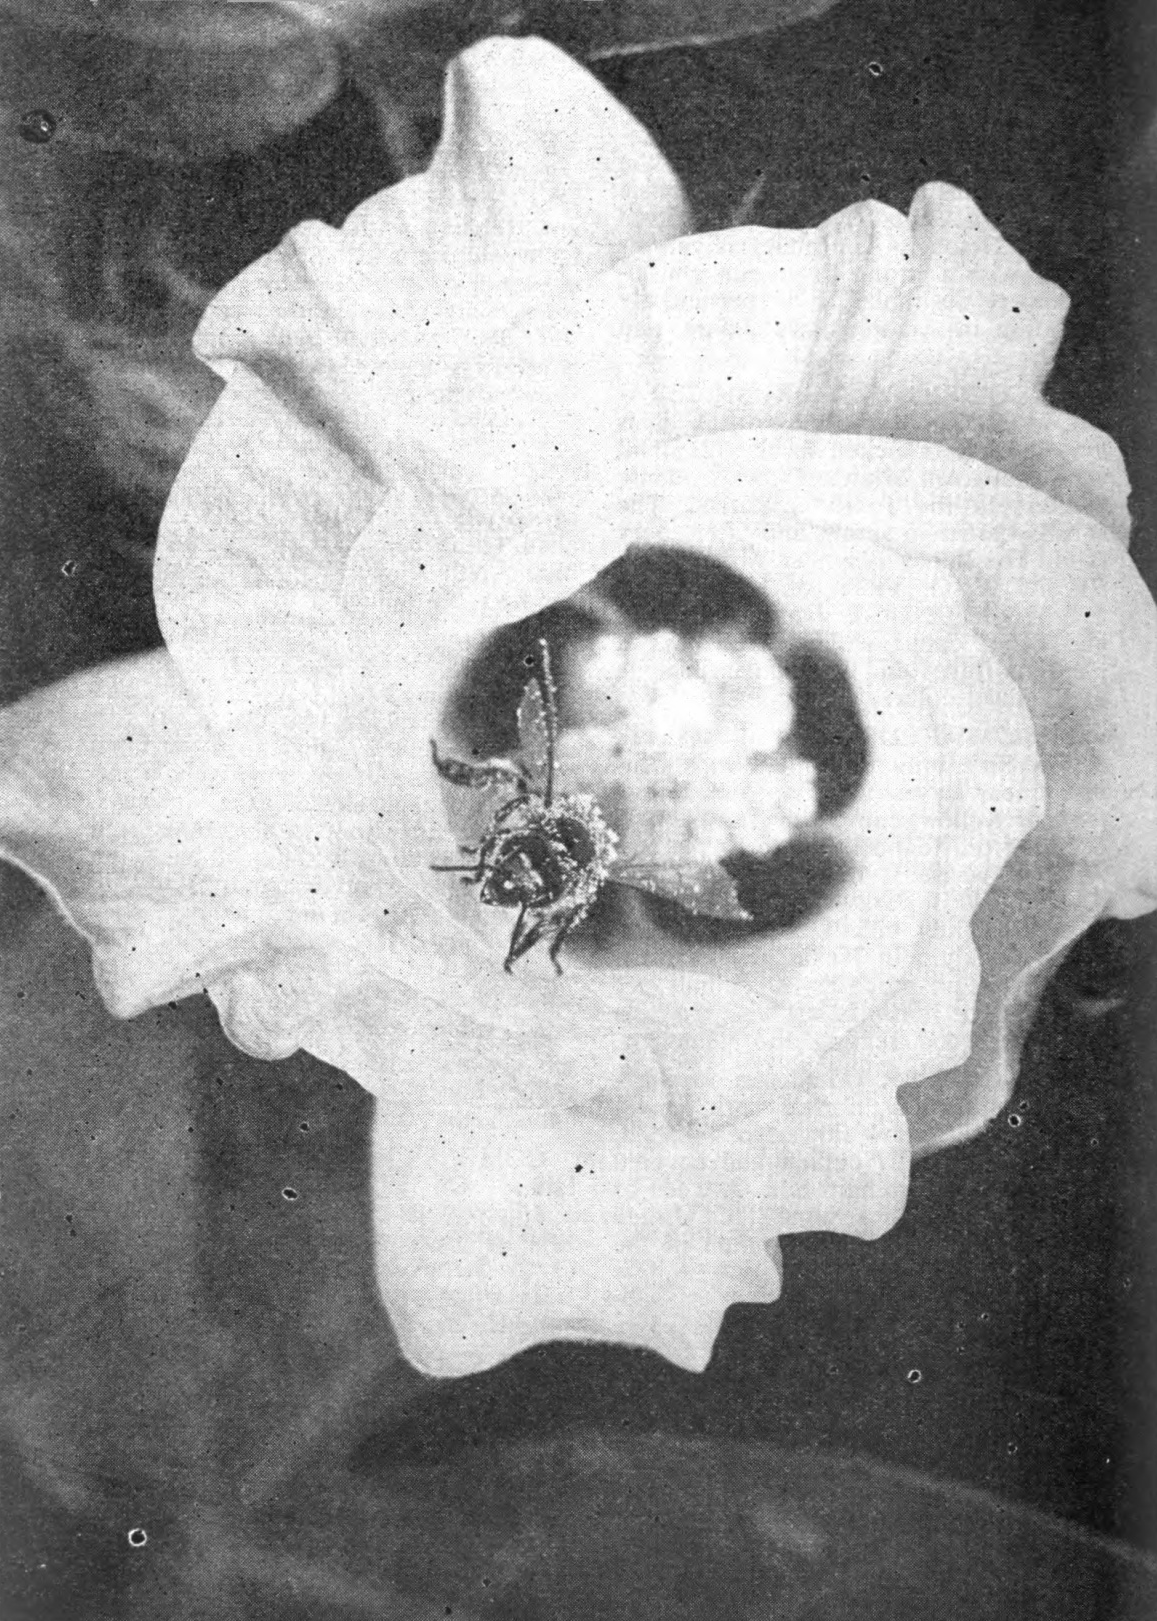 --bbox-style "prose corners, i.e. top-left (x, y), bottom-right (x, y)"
top-left (333, 431), bottom-right (1037, 1043)
top-left (381, 185), bottom-right (1128, 554)
top-left (153, 34), bottom-right (691, 906)
top-left (184, 36), bottom-right (689, 488)
top-left (0, 653), bottom-right (403, 1064)
top-left (309, 1004), bottom-right (909, 1377)
top-left (627, 429), bottom-right (1155, 1151)
top-left (0, 653), bottom-right (298, 1019)
top-left (12, 34), bottom-right (1146, 1385)
top-left (843, 184), bottom-right (1131, 542)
